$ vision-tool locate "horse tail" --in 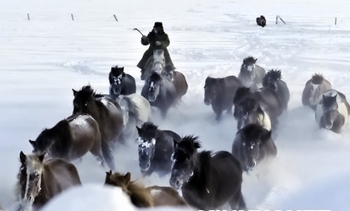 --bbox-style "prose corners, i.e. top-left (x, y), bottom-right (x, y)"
top-left (122, 96), bottom-right (141, 123)
top-left (238, 193), bottom-right (247, 210)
